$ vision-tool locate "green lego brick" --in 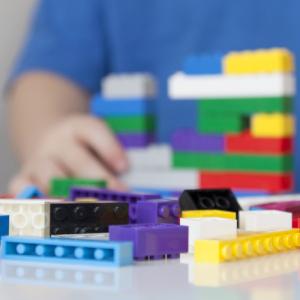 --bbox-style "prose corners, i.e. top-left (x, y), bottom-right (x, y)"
top-left (105, 115), bottom-right (155, 133)
top-left (198, 115), bottom-right (248, 134)
top-left (173, 152), bottom-right (293, 173)
top-left (198, 97), bottom-right (292, 115)
top-left (50, 178), bottom-right (106, 198)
